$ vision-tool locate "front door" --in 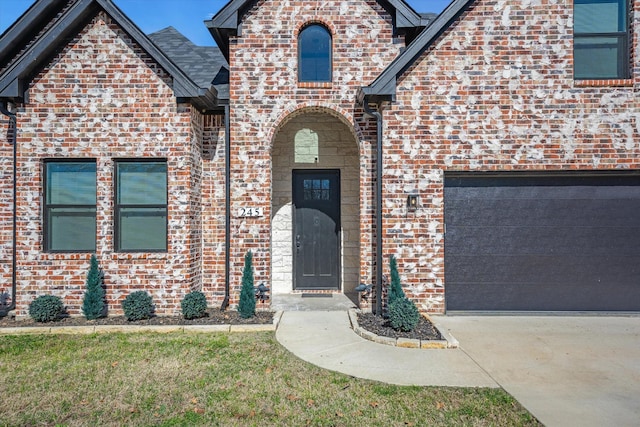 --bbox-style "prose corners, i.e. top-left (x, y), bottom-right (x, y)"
top-left (293, 170), bottom-right (340, 290)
